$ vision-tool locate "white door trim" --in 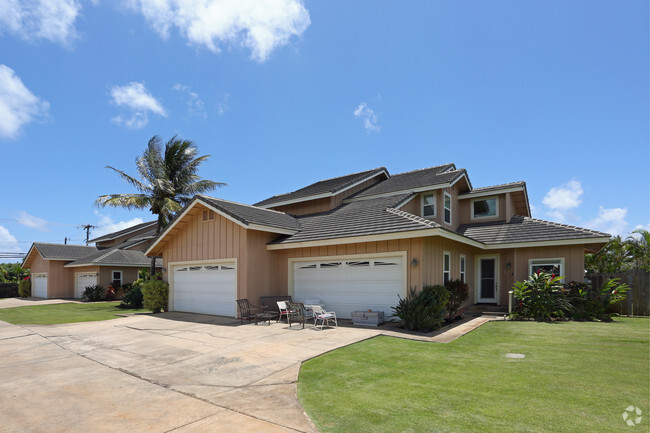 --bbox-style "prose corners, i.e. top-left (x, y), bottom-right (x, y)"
top-left (476, 254), bottom-right (499, 304)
